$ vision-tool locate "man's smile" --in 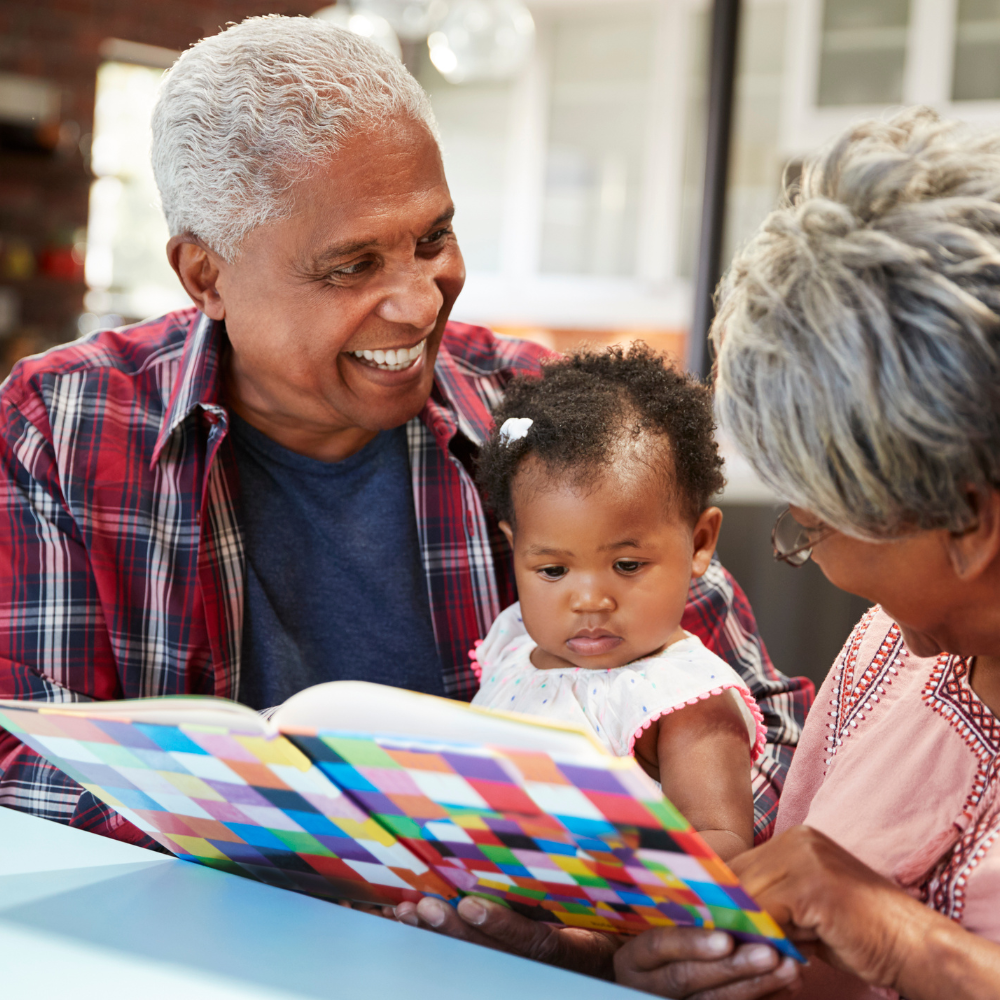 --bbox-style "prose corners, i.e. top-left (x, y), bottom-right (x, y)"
top-left (348, 338), bottom-right (427, 372)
